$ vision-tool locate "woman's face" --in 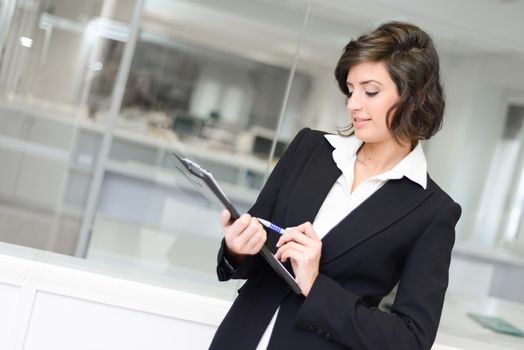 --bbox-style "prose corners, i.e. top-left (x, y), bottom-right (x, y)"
top-left (346, 61), bottom-right (400, 144)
